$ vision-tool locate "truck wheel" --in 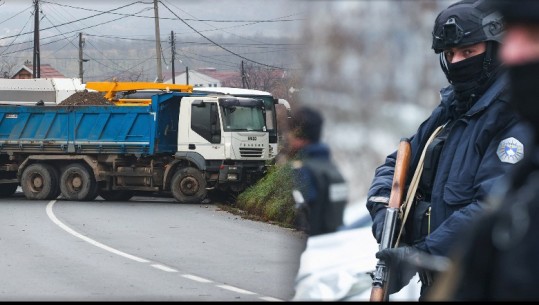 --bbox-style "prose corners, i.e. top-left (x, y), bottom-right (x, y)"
top-left (171, 167), bottom-right (207, 203)
top-left (21, 163), bottom-right (60, 200)
top-left (60, 163), bottom-right (98, 201)
top-left (99, 190), bottom-right (134, 201)
top-left (0, 183), bottom-right (18, 198)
